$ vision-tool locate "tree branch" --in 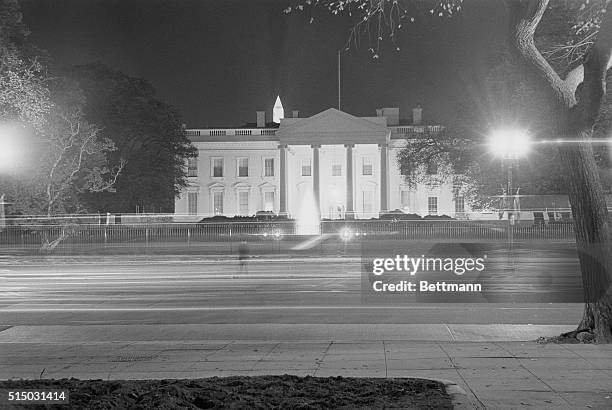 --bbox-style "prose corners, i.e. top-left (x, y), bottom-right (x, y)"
top-left (86, 158), bottom-right (127, 193)
top-left (507, 0), bottom-right (576, 118)
top-left (574, 1), bottom-right (612, 127)
top-left (46, 138), bottom-right (75, 215)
